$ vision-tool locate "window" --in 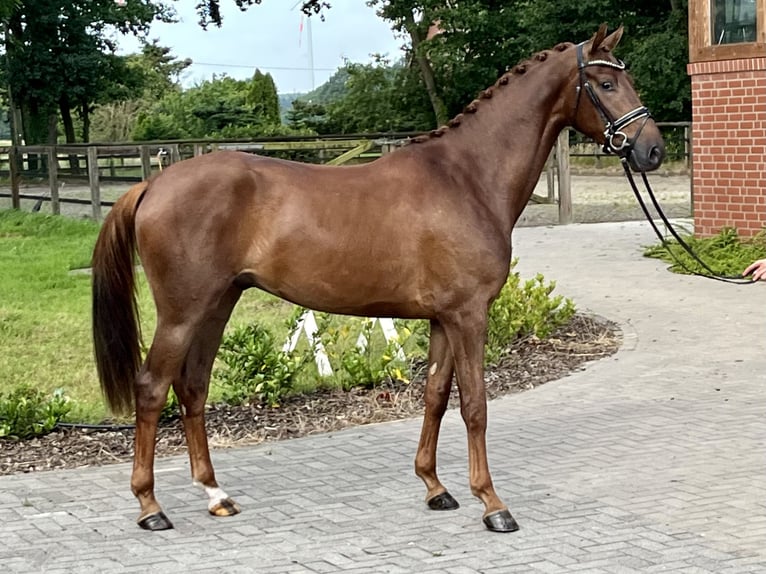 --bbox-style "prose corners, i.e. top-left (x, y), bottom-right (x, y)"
top-left (712, 0), bottom-right (758, 44)
top-left (690, 0), bottom-right (764, 63)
